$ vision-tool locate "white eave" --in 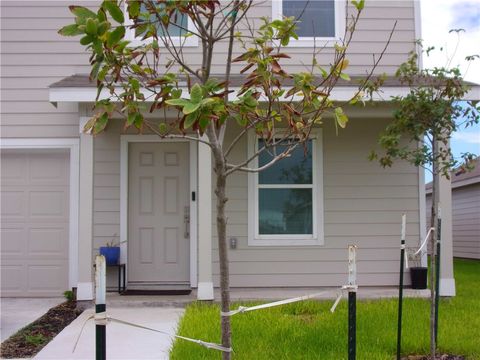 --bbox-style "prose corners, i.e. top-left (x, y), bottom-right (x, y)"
top-left (49, 81), bottom-right (480, 103)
